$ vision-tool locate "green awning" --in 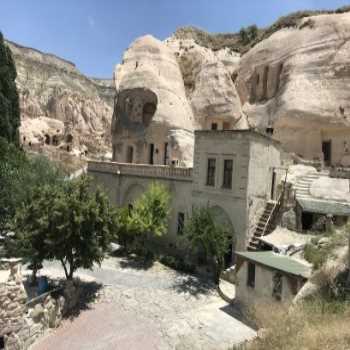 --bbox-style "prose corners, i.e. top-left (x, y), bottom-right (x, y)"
top-left (236, 251), bottom-right (311, 278)
top-left (298, 198), bottom-right (350, 216)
